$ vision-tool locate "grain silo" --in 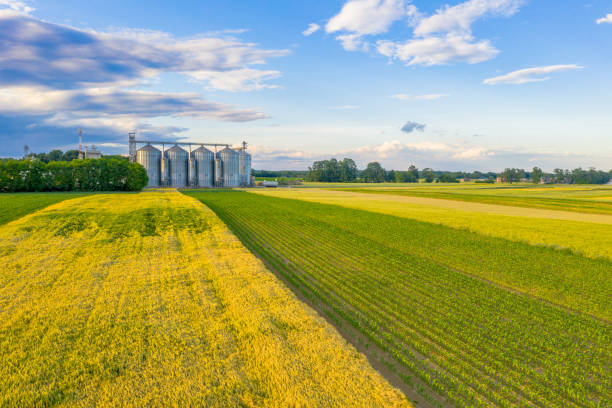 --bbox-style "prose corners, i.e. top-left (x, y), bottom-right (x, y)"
top-left (192, 146), bottom-right (214, 187)
top-left (165, 145), bottom-right (188, 187)
top-left (214, 158), bottom-right (223, 187)
top-left (217, 147), bottom-right (240, 187)
top-left (237, 149), bottom-right (252, 186)
top-left (136, 144), bottom-right (161, 187)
